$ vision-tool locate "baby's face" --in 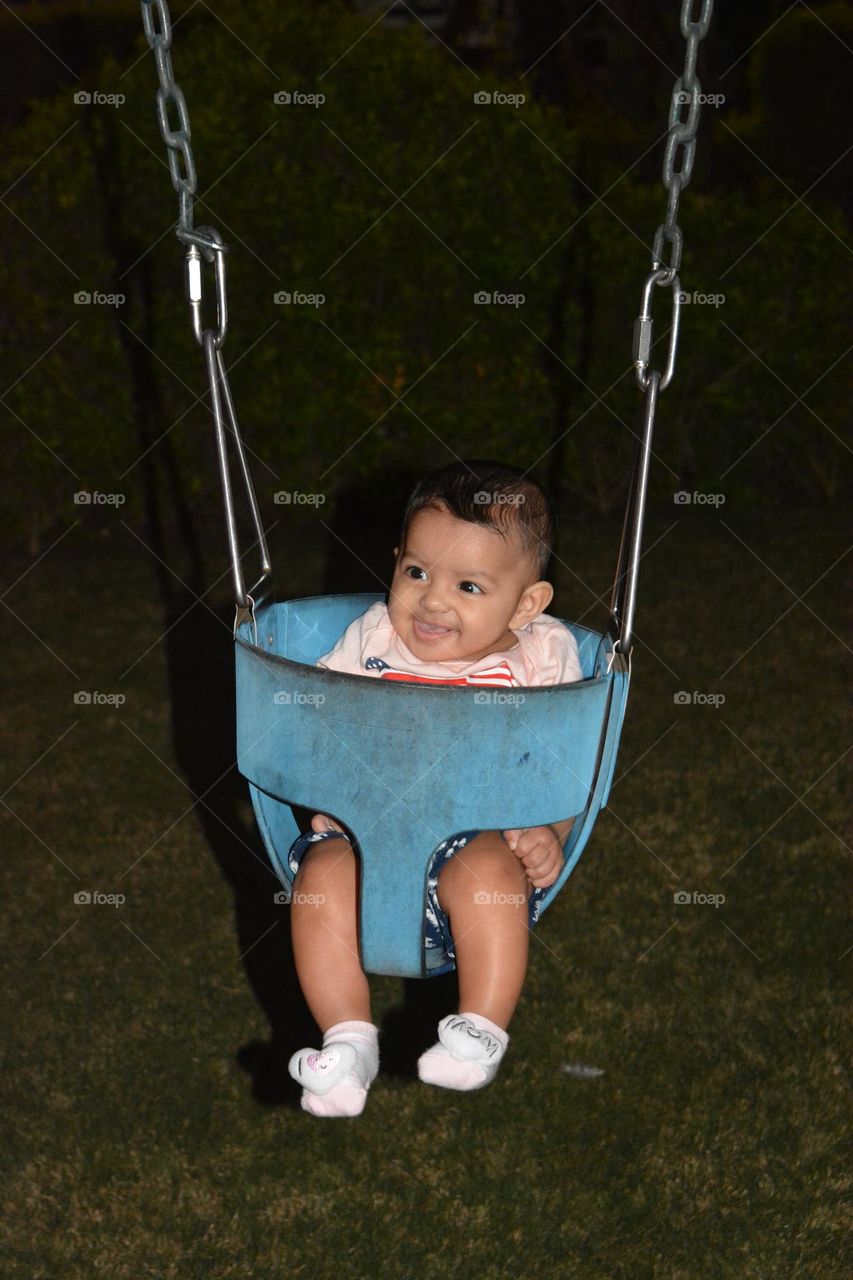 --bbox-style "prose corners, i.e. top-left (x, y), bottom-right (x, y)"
top-left (388, 504), bottom-right (548, 664)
